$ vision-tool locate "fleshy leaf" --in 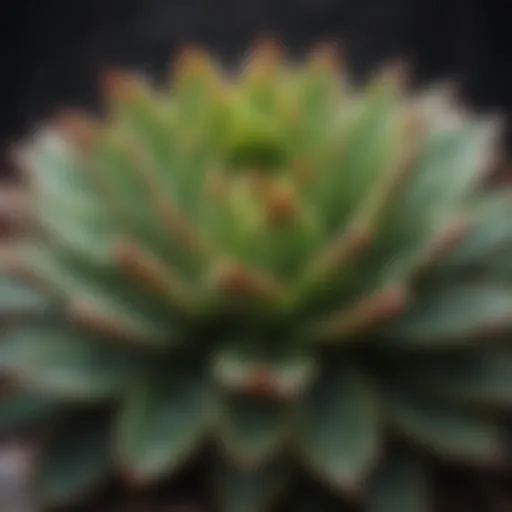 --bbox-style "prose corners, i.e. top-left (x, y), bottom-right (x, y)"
top-left (438, 192), bottom-right (512, 269)
top-left (366, 449), bottom-right (430, 512)
top-left (215, 393), bottom-right (289, 469)
top-left (384, 285), bottom-right (512, 344)
top-left (216, 457), bottom-right (291, 512)
top-left (298, 363), bottom-right (381, 493)
top-left (20, 244), bottom-right (175, 346)
top-left (0, 276), bottom-right (52, 316)
top-left (384, 385), bottom-right (503, 463)
top-left (37, 412), bottom-right (111, 507)
top-left (0, 327), bottom-right (141, 400)
top-left (115, 359), bottom-right (209, 482)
